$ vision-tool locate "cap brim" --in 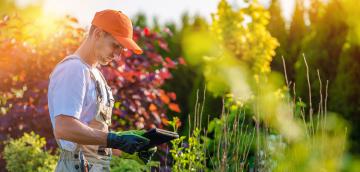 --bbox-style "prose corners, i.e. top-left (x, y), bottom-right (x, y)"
top-left (115, 36), bottom-right (143, 55)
